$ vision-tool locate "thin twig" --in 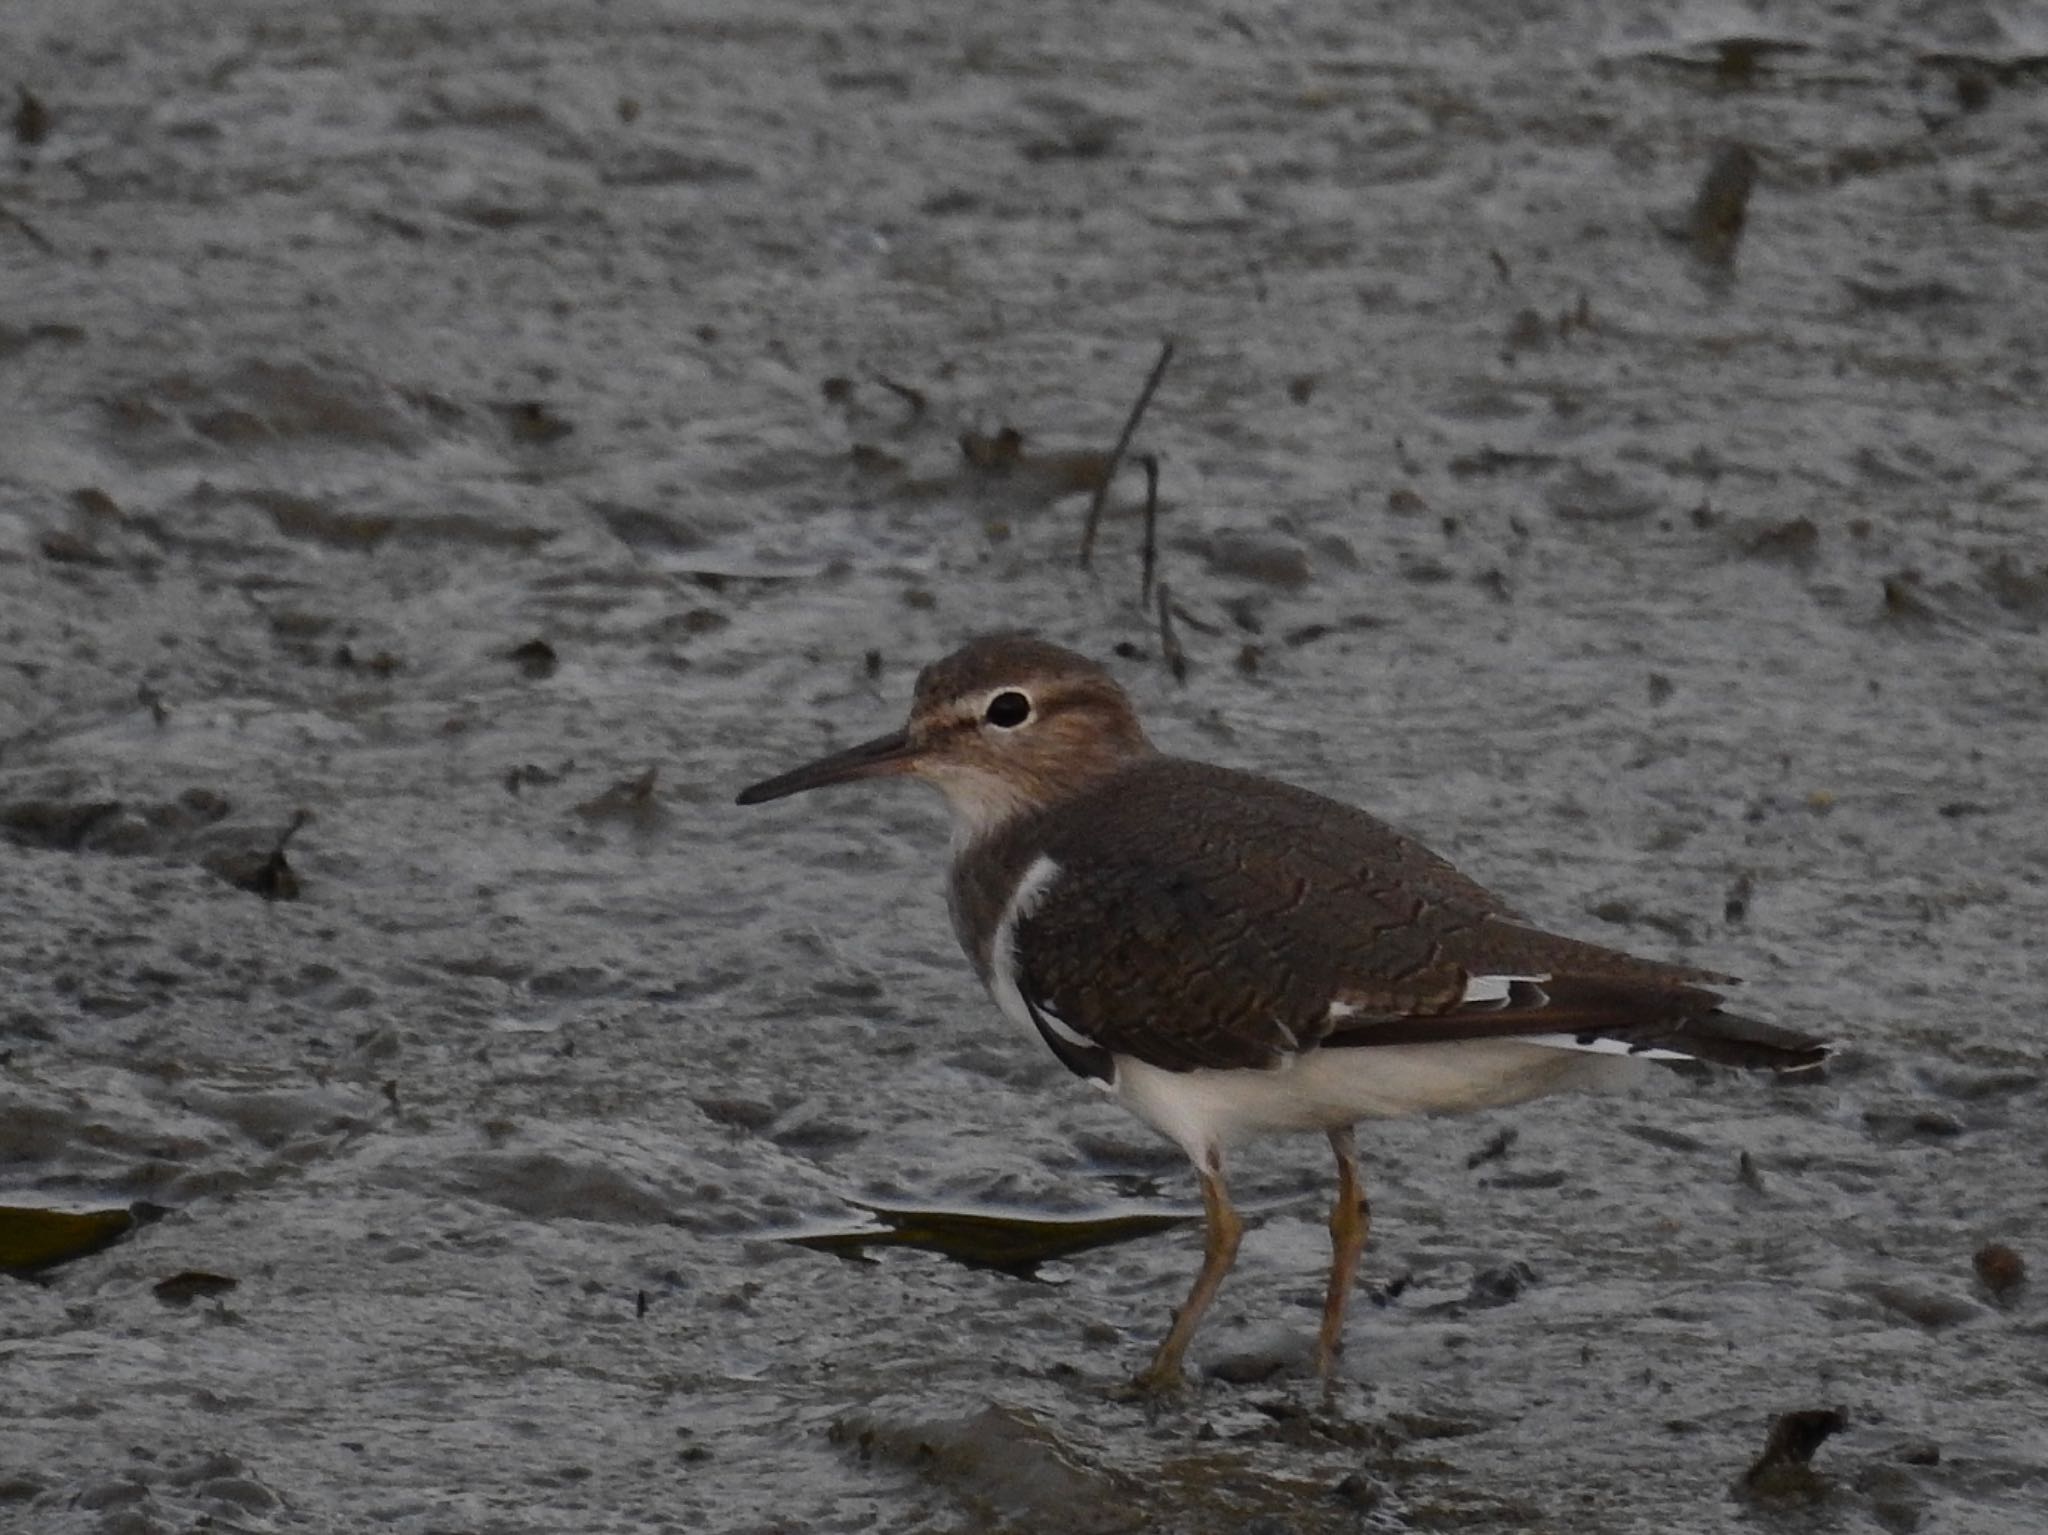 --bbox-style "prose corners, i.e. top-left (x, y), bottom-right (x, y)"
top-left (1166, 598), bottom-right (1223, 638)
top-left (1078, 338), bottom-right (1175, 569)
top-left (1136, 453), bottom-right (1160, 606)
top-left (1156, 580), bottom-right (1187, 684)
top-left (0, 203), bottom-right (55, 254)
top-left (874, 375), bottom-right (927, 422)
